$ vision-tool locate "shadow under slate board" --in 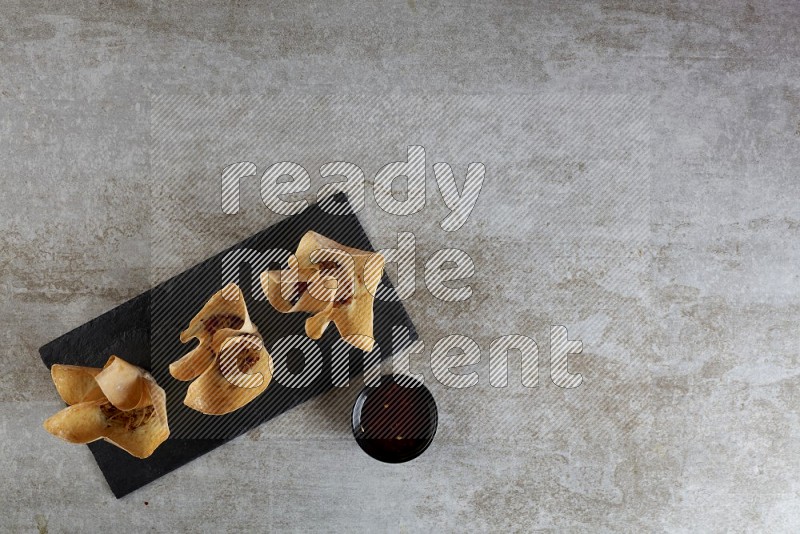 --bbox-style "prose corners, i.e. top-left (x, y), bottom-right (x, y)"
top-left (38, 194), bottom-right (418, 498)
